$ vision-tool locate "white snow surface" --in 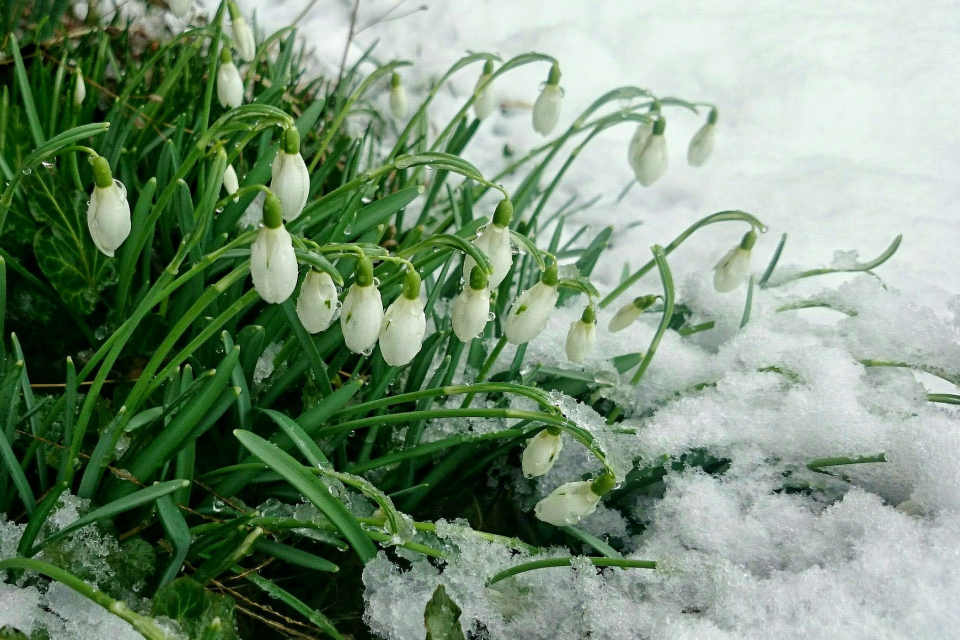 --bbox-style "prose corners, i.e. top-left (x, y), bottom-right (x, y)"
top-left (231, 1), bottom-right (960, 639)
